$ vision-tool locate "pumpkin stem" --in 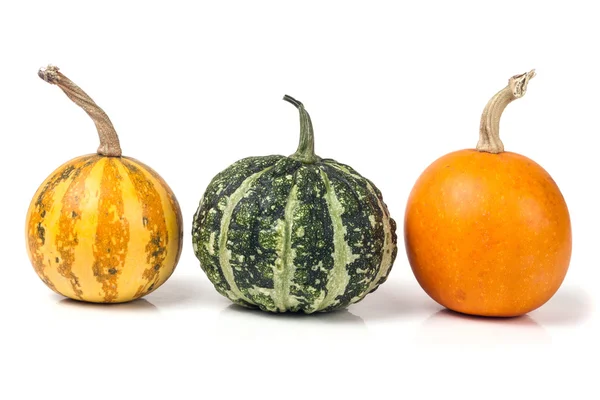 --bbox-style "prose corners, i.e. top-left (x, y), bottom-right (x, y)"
top-left (38, 65), bottom-right (122, 157)
top-left (477, 69), bottom-right (536, 154)
top-left (284, 95), bottom-right (319, 163)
